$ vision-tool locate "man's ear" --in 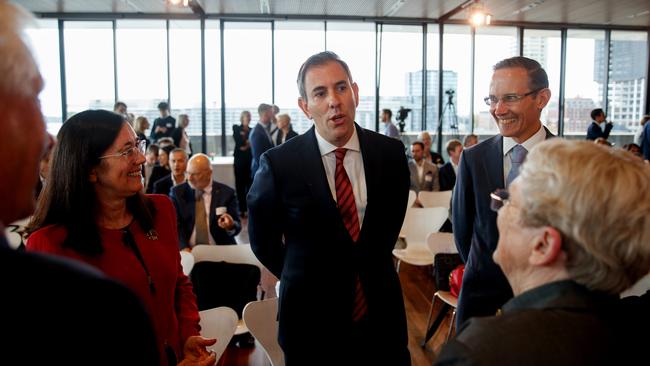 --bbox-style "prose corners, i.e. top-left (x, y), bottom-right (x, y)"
top-left (352, 82), bottom-right (359, 108)
top-left (89, 169), bottom-right (98, 183)
top-left (298, 97), bottom-right (311, 120)
top-left (536, 88), bottom-right (551, 110)
top-left (529, 226), bottom-right (563, 266)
